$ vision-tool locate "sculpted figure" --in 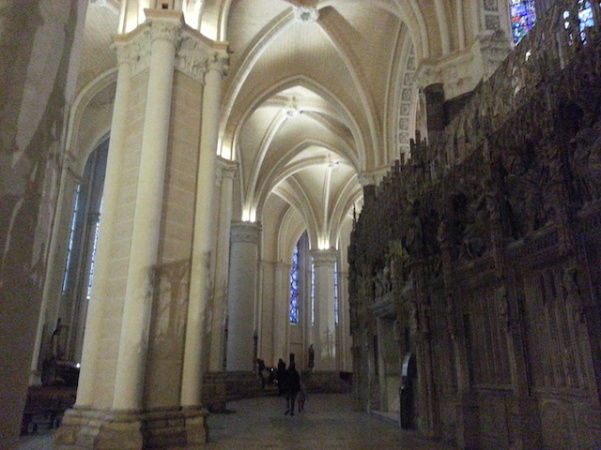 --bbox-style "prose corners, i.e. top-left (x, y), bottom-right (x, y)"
top-left (563, 266), bottom-right (586, 323)
top-left (570, 121), bottom-right (601, 203)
